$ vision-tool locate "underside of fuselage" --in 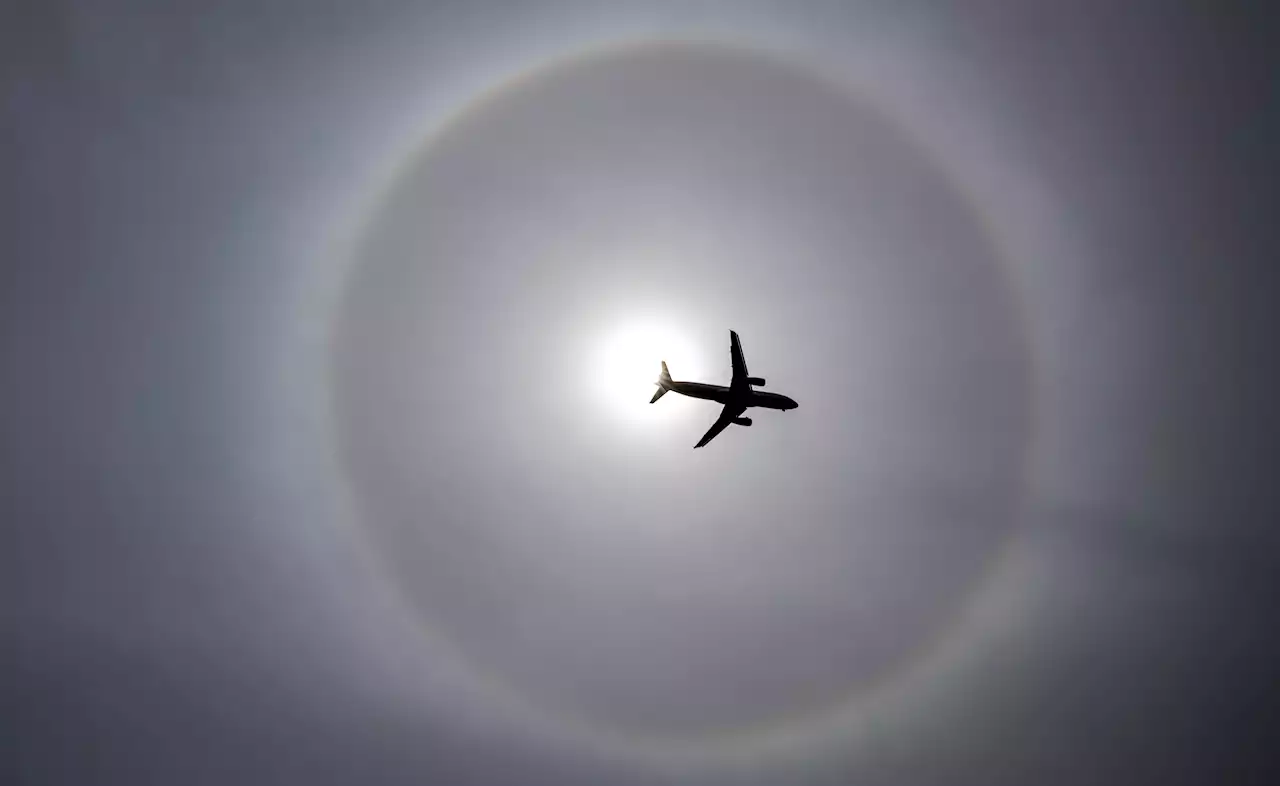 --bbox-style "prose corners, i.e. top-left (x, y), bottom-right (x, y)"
top-left (667, 381), bottom-right (796, 410)
top-left (750, 390), bottom-right (798, 410)
top-left (668, 381), bottom-right (730, 403)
